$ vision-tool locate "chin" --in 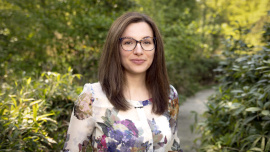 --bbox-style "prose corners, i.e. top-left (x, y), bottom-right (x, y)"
top-left (127, 69), bottom-right (148, 75)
